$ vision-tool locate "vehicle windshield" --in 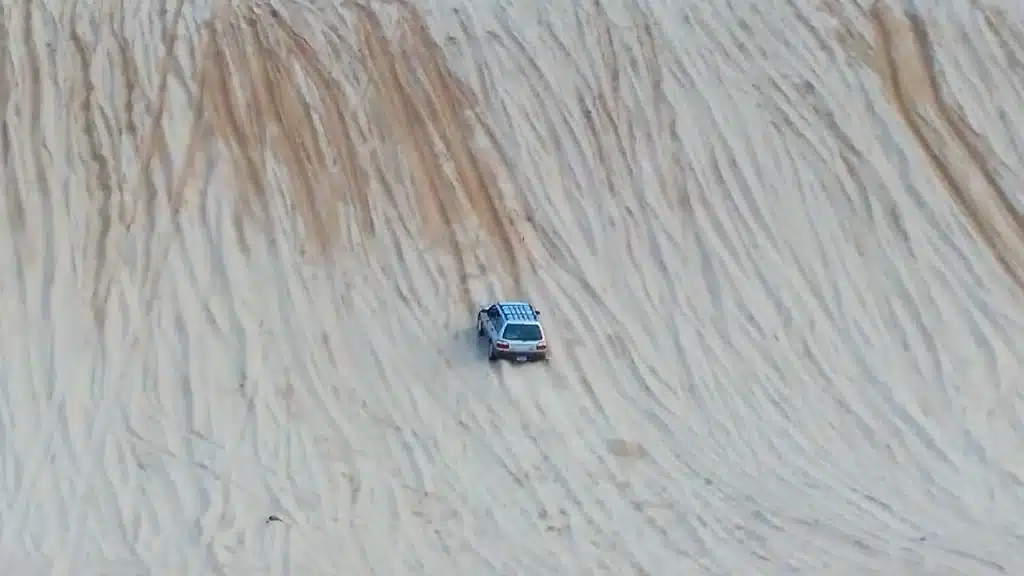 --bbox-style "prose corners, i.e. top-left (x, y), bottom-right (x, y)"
top-left (502, 323), bottom-right (542, 341)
